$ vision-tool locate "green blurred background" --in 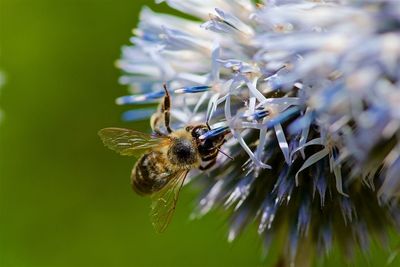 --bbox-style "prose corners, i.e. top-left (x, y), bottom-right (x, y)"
top-left (0, 1), bottom-right (263, 266)
top-left (0, 1), bottom-right (399, 266)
